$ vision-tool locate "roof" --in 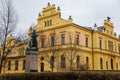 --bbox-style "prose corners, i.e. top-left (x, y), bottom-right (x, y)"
top-left (97, 26), bottom-right (104, 32)
top-left (73, 23), bottom-right (93, 31)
